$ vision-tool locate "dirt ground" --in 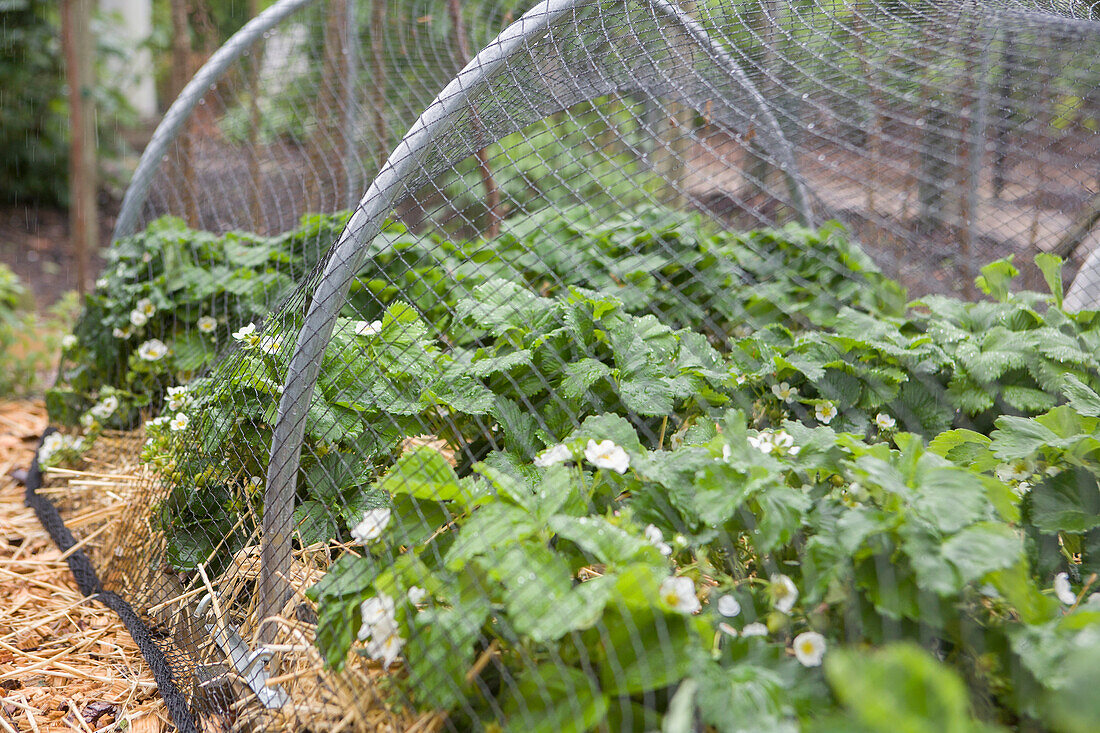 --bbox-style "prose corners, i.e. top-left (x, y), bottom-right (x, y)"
top-left (0, 204), bottom-right (115, 310)
top-left (0, 400), bottom-right (166, 732)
